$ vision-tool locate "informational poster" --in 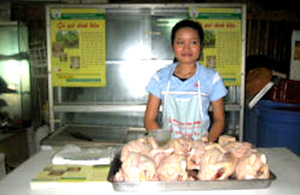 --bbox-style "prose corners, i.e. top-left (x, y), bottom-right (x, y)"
top-left (290, 30), bottom-right (300, 81)
top-left (189, 7), bottom-right (242, 86)
top-left (50, 8), bottom-right (106, 87)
